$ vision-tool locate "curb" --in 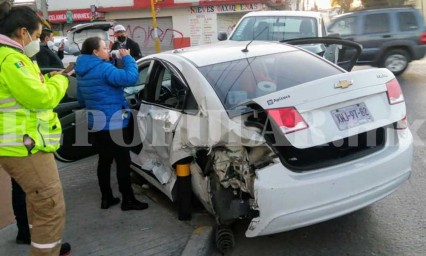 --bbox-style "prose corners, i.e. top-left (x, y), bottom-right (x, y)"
top-left (181, 225), bottom-right (215, 256)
